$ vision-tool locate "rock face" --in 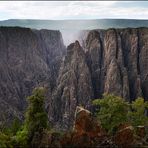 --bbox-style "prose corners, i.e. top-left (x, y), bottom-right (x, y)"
top-left (73, 106), bottom-right (106, 137)
top-left (0, 27), bottom-right (66, 124)
top-left (85, 30), bottom-right (103, 98)
top-left (113, 124), bottom-right (135, 147)
top-left (0, 26), bottom-right (148, 128)
top-left (61, 107), bottom-right (113, 148)
top-left (51, 41), bottom-right (94, 128)
top-left (138, 28), bottom-right (148, 101)
top-left (113, 124), bottom-right (148, 147)
top-left (84, 28), bottom-right (148, 101)
top-left (51, 28), bottom-right (148, 127)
